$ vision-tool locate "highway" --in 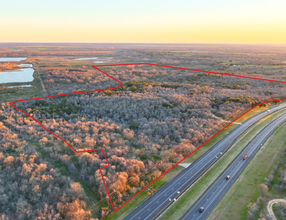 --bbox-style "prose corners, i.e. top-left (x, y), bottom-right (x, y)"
top-left (124, 103), bottom-right (286, 220)
top-left (180, 113), bottom-right (286, 220)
